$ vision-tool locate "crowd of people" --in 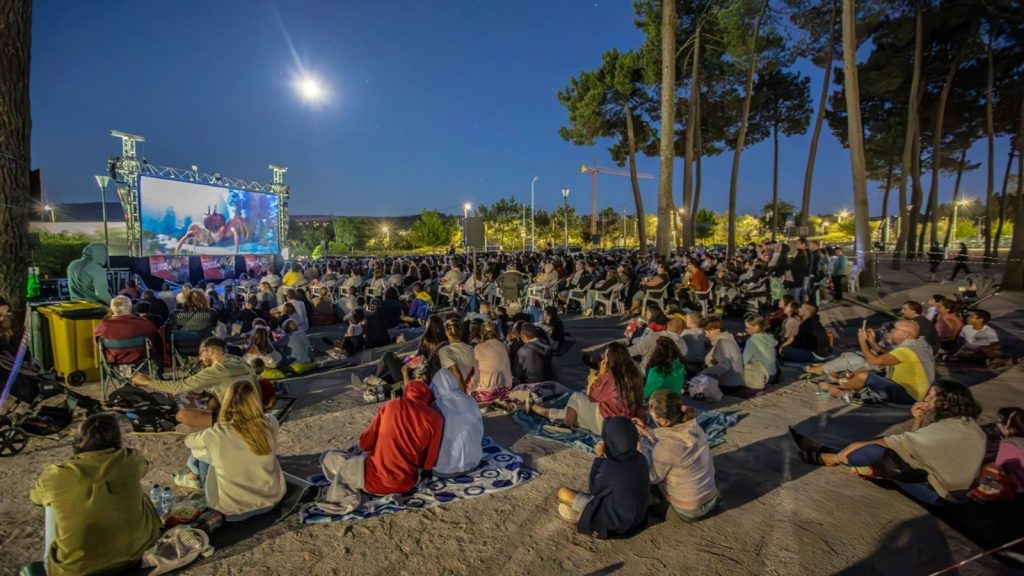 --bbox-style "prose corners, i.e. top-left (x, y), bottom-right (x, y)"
top-left (21, 241), bottom-right (1020, 574)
